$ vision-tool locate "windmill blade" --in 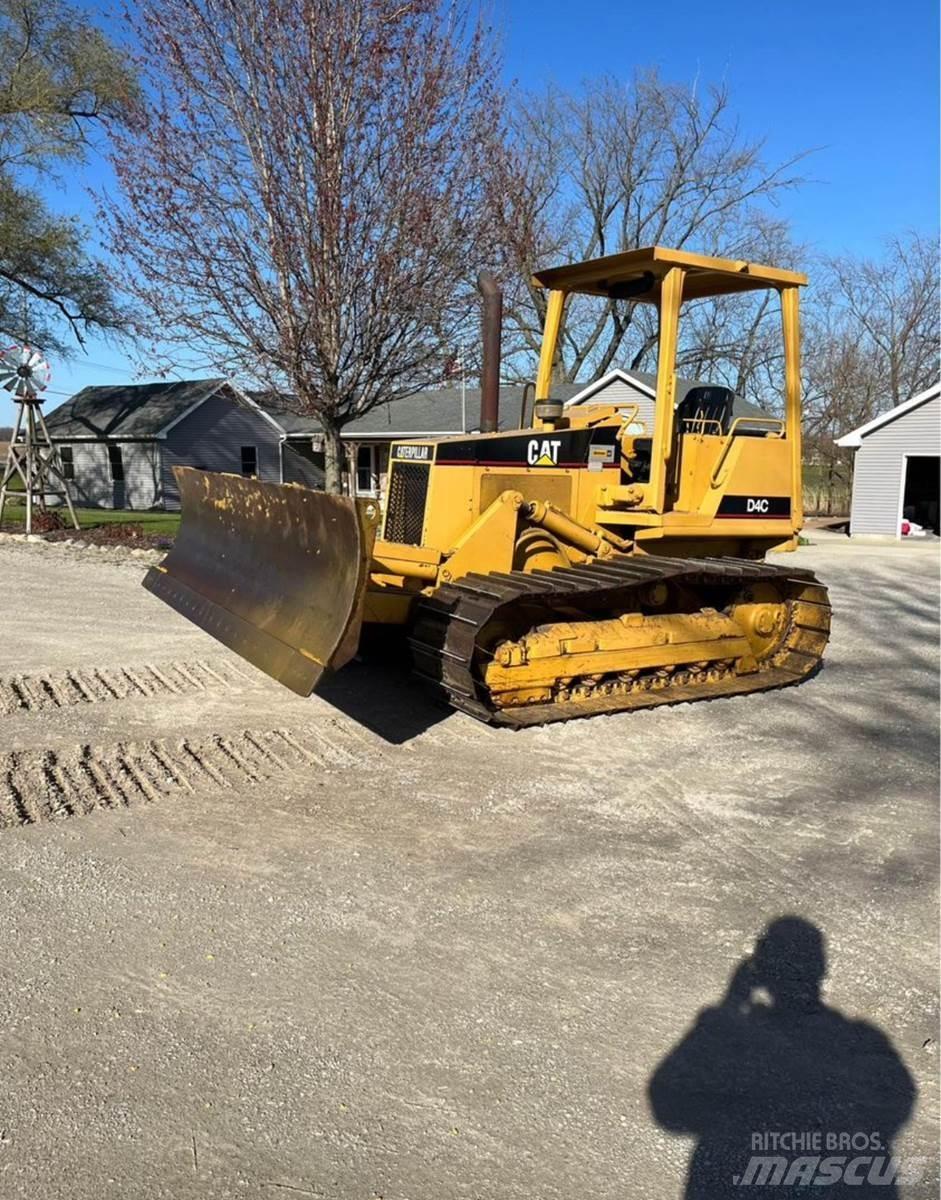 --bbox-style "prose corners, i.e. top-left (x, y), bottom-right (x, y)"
top-left (0, 347), bottom-right (21, 386)
top-left (26, 348), bottom-right (51, 390)
top-left (0, 344), bottom-right (50, 397)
